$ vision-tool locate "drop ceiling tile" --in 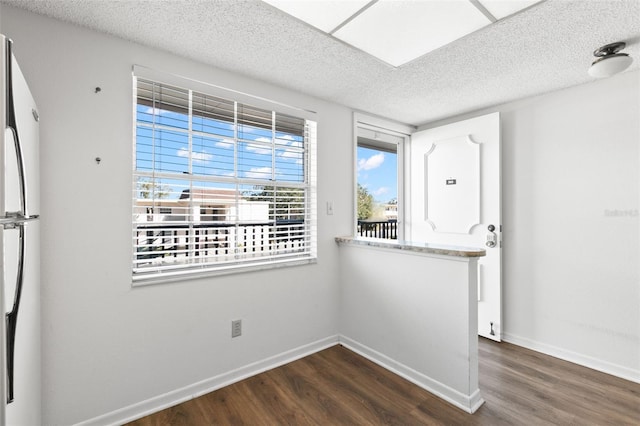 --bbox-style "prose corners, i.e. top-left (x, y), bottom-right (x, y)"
top-left (262, 0), bottom-right (371, 33)
top-left (333, 0), bottom-right (491, 67)
top-left (478, 0), bottom-right (541, 20)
